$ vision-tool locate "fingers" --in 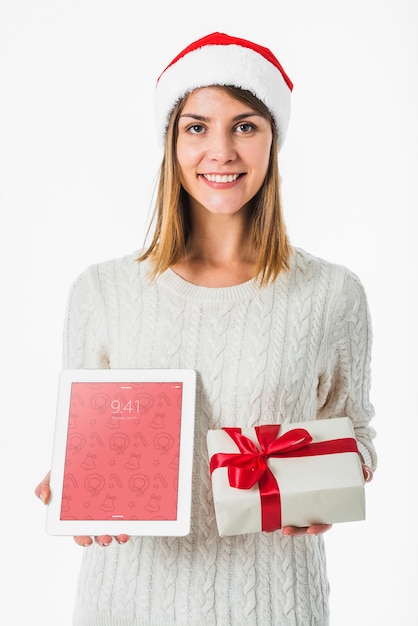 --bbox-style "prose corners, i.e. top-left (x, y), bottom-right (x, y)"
top-left (282, 524), bottom-right (332, 537)
top-left (73, 534), bottom-right (130, 547)
top-left (282, 526), bottom-right (308, 537)
top-left (306, 523), bottom-right (332, 535)
top-left (95, 535), bottom-right (113, 547)
top-left (74, 535), bottom-right (112, 547)
top-left (34, 470), bottom-right (51, 505)
top-left (362, 464), bottom-right (373, 483)
top-left (74, 536), bottom-right (94, 547)
top-left (115, 534), bottom-right (130, 545)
